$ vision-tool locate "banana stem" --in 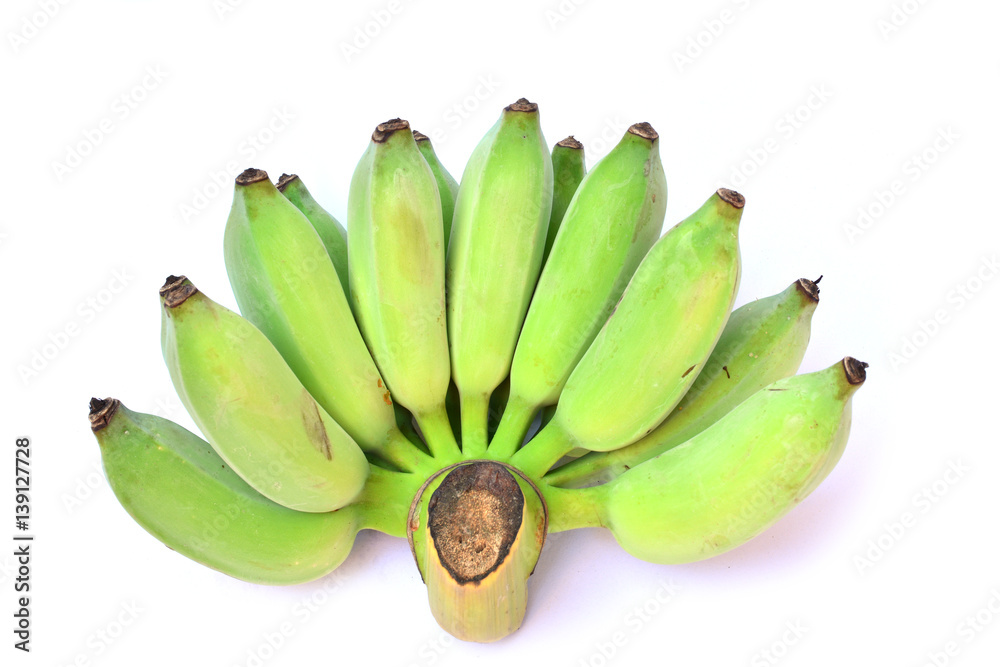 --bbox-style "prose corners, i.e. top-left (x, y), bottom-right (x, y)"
top-left (459, 391), bottom-right (490, 458)
top-left (380, 427), bottom-right (439, 476)
top-left (543, 450), bottom-right (613, 488)
top-left (487, 394), bottom-right (538, 459)
top-left (414, 404), bottom-right (462, 461)
top-left (353, 466), bottom-right (424, 538)
top-left (542, 483), bottom-right (608, 533)
top-left (509, 424), bottom-right (574, 478)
